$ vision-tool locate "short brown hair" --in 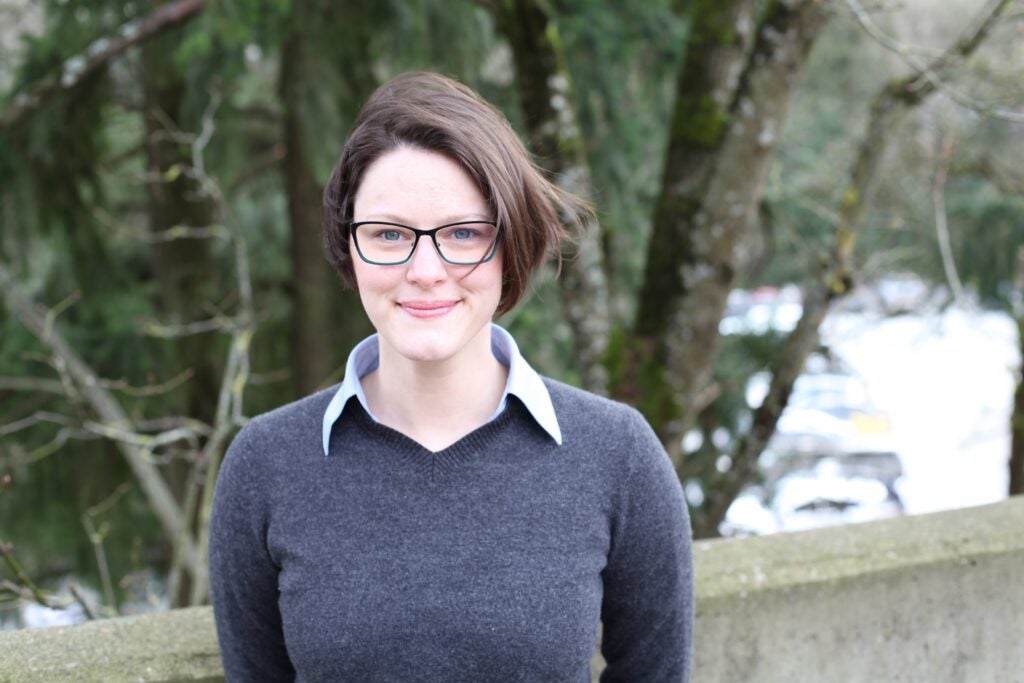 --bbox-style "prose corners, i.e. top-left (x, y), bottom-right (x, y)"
top-left (323, 71), bottom-right (588, 315)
